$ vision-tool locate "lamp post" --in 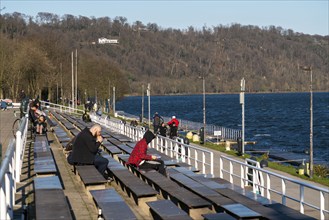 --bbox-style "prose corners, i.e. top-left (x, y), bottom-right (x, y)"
top-left (141, 85), bottom-right (144, 123)
top-left (147, 83), bottom-right (151, 128)
top-left (202, 75), bottom-right (206, 144)
top-left (300, 65), bottom-right (313, 178)
top-left (240, 78), bottom-right (245, 155)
